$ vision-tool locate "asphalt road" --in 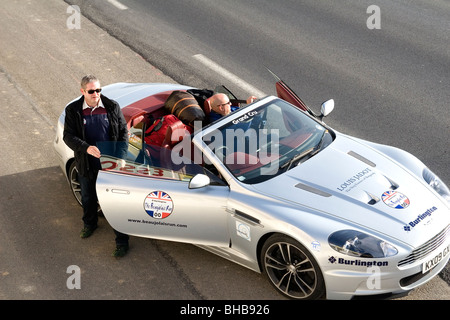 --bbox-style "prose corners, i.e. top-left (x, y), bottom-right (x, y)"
top-left (67, 0), bottom-right (450, 183)
top-left (0, 0), bottom-right (448, 303)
